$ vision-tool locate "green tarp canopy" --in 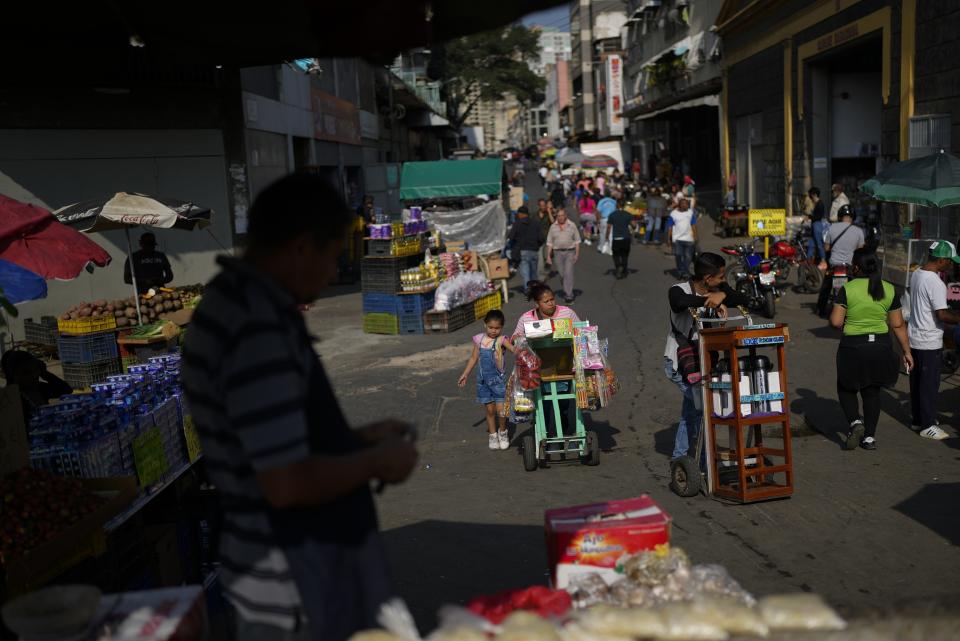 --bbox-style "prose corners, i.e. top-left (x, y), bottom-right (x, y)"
top-left (400, 159), bottom-right (503, 200)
